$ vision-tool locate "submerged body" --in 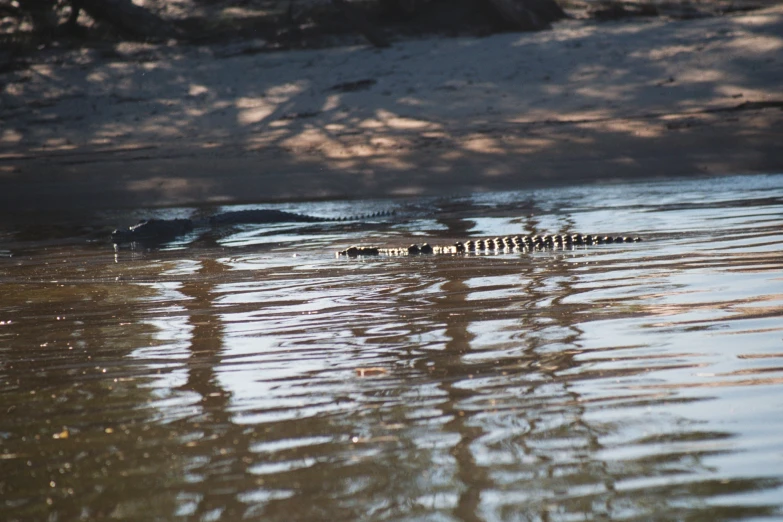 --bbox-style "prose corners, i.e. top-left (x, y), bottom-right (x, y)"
top-left (112, 209), bottom-right (391, 244)
top-left (338, 233), bottom-right (642, 257)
